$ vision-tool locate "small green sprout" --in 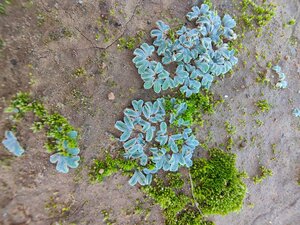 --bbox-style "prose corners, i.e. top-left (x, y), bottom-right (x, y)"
top-left (253, 166), bottom-right (273, 184)
top-left (255, 119), bottom-right (264, 127)
top-left (288, 19), bottom-right (296, 25)
top-left (255, 99), bottom-right (271, 112)
top-left (225, 121), bottom-right (236, 135)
